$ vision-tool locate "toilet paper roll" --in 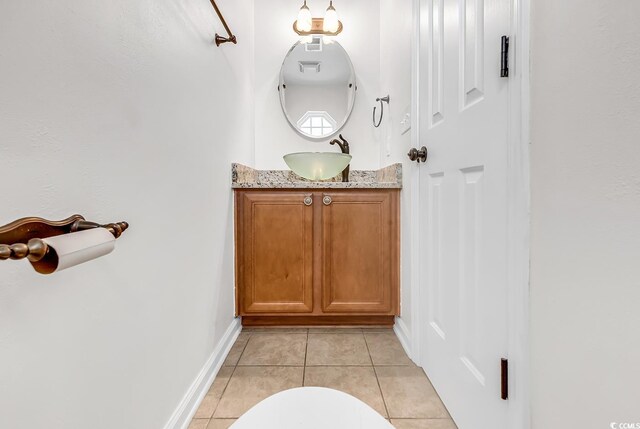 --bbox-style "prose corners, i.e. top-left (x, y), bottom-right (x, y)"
top-left (30, 228), bottom-right (116, 274)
